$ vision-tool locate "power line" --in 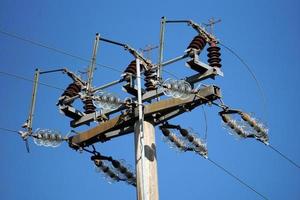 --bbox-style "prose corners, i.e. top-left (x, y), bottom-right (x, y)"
top-left (162, 69), bottom-right (179, 79)
top-left (219, 42), bottom-right (268, 122)
top-left (207, 158), bottom-right (268, 200)
top-left (0, 127), bottom-right (19, 134)
top-left (0, 29), bottom-right (123, 74)
top-left (202, 105), bottom-right (208, 141)
top-left (0, 71), bottom-right (64, 91)
top-left (269, 145), bottom-right (300, 169)
top-left (219, 43), bottom-right (300, 169)
top-left (0, 29), bottom-right (181, 81)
